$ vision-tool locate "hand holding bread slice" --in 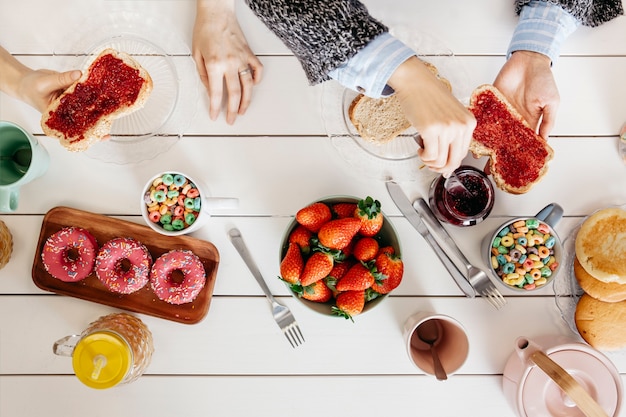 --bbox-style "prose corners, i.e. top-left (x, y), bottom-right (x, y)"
top-left (41, 48), bottom-right (153, 151)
